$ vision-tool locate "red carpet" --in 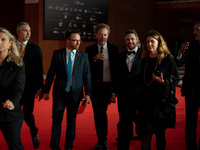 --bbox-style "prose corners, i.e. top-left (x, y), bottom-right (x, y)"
top-left (1, 87), bottom-right (200, 150)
